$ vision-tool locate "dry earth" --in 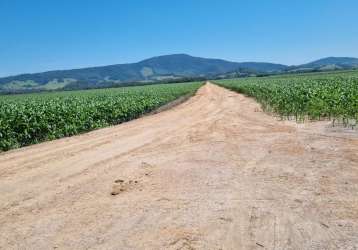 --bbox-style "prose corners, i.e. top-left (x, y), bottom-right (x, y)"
top-left (1, 82), bottom-right (358, 250)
